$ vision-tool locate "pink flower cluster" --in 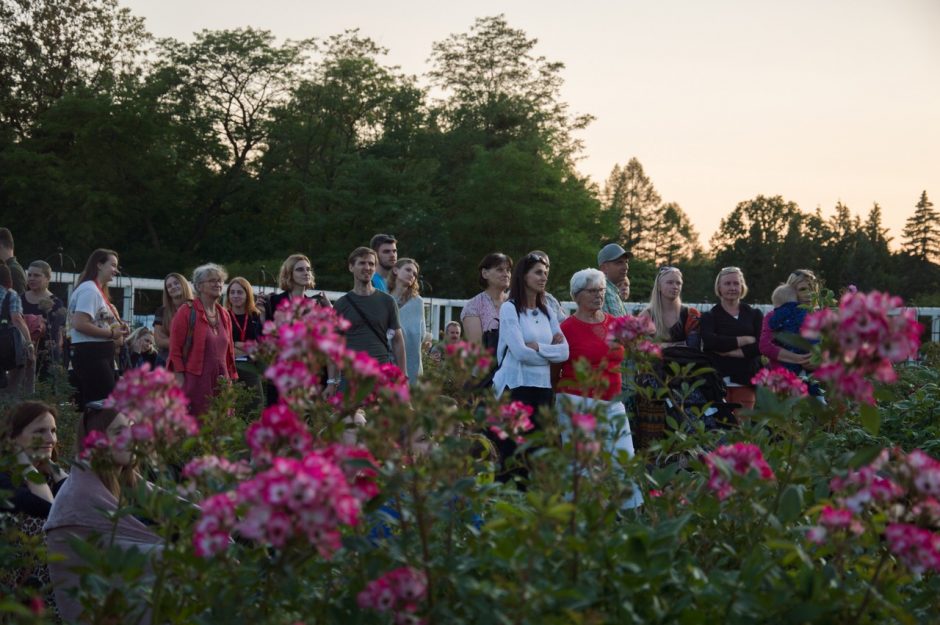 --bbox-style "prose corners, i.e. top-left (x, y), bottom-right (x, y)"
top-left (245, 404), bottom-right (314, 466)
top-left (703, 443), bottom-right (775, 500)
top-left (807, 448), bottom-right (940, 574)
top-left (253, 296), bottom-right (410, 410)
top-left (357, 567), bottom-right (428, 624)
top-left (78, 430), bottom-right (112, 461)
top-left (179, 455), bottom-right (252, 499)
top-left (486, 401), bottom-right (535, 443)
top-left (192, 445), bottom-right (379, 559)
top-left (103, 363), bottom-right (198, 447)
top-left (885, 523), bottom-right (940, 575)
top-left (443, 340), bottom-right (493, 375)
top-left (801, 290), bottom-right (922, 404)
top-left (750, 367), bottom-right (808, 398)
top-left (806, 505), bottom-right (863, 544)
top-left (607, 314), bottom-right (662, 357)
